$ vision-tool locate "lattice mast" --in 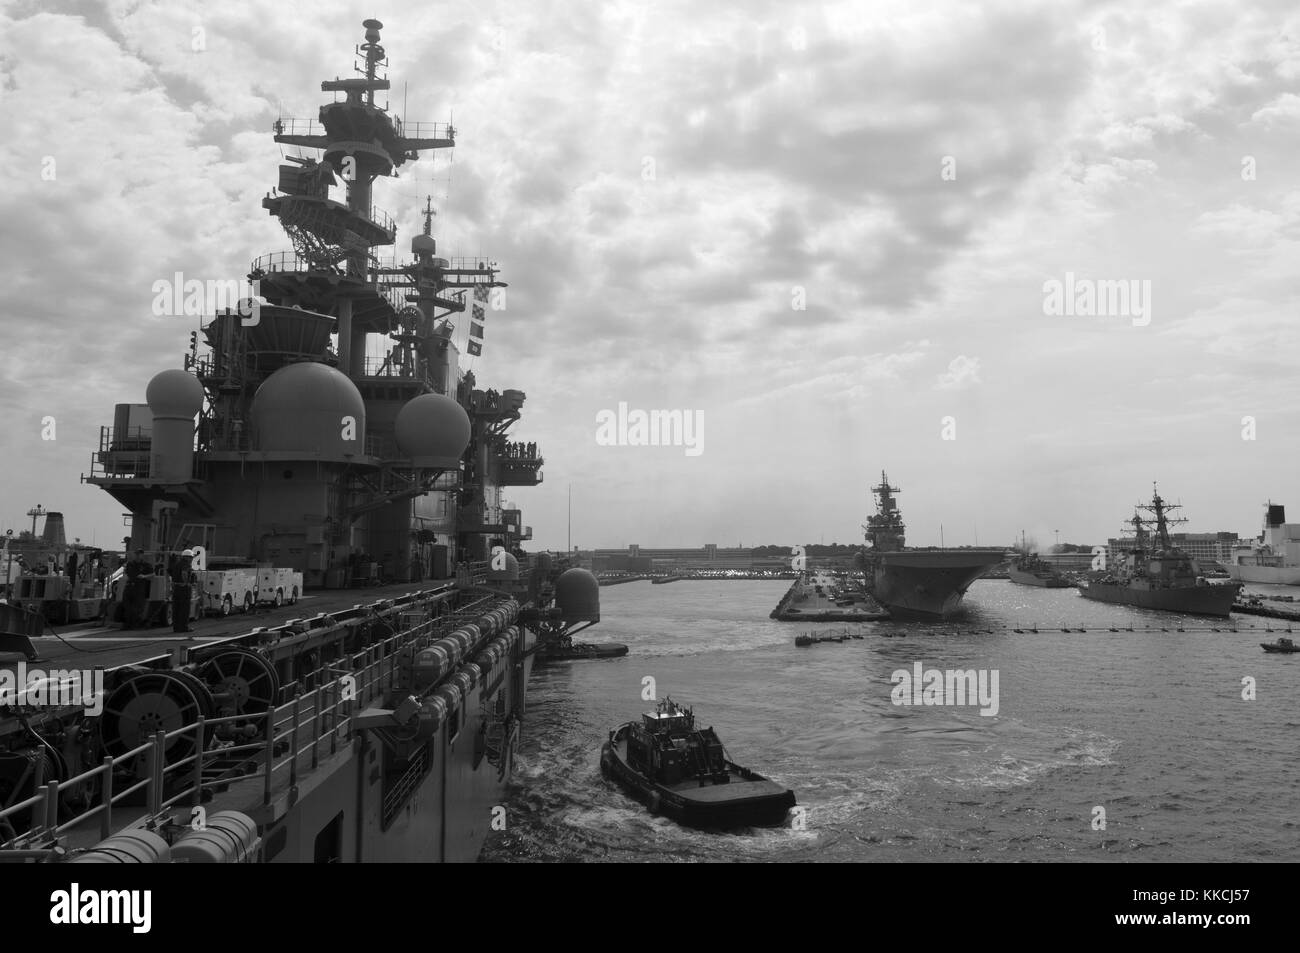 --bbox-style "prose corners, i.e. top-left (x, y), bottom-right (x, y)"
top-left (265, 18), bottom-right (456, 373)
